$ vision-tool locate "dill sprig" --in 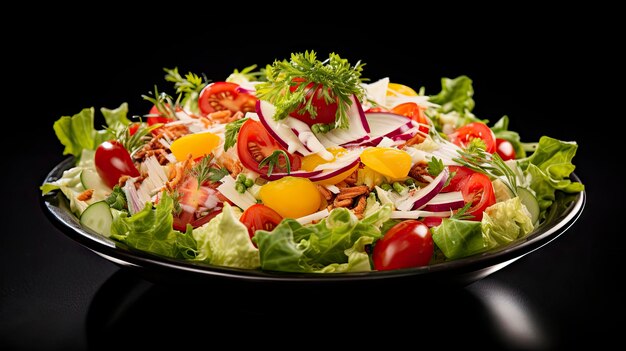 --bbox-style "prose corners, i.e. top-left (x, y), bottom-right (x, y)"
top-left (255, 51), bottom-right (366, 129)
top-left (453, 145), bottom-right (519, 196)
